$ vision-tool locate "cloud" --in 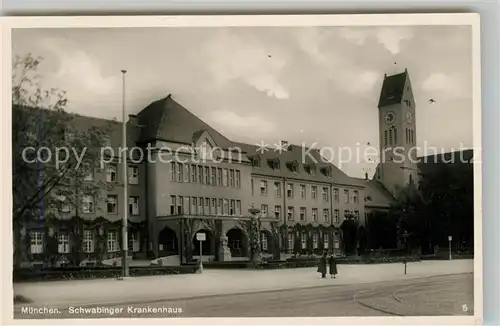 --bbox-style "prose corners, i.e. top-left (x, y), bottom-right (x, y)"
top-left (208, 110), bottom-right (276, 137)
top-left (375, 27), bottom-right (414, 55)
top-left (203, 31), bottom-right (290, 100)
top-left (421, 72), bottom-right (470, 98)
top-left (338, 27), bottom-right (368, 45)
